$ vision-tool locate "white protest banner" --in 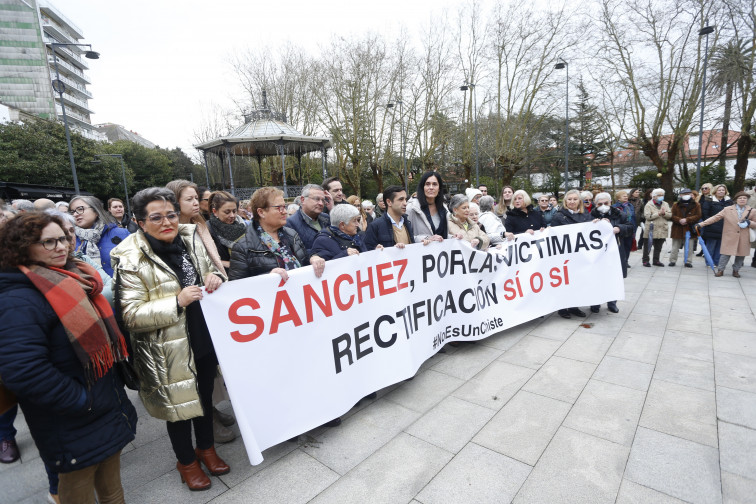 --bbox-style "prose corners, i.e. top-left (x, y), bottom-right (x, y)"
top-left (200, 221), bottom-right (624, 465)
